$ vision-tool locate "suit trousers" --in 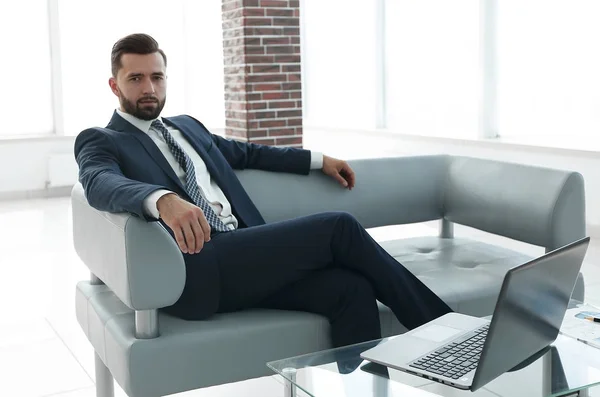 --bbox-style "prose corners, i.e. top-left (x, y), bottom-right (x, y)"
top-left (180, 212), bottom-right (452, 347)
